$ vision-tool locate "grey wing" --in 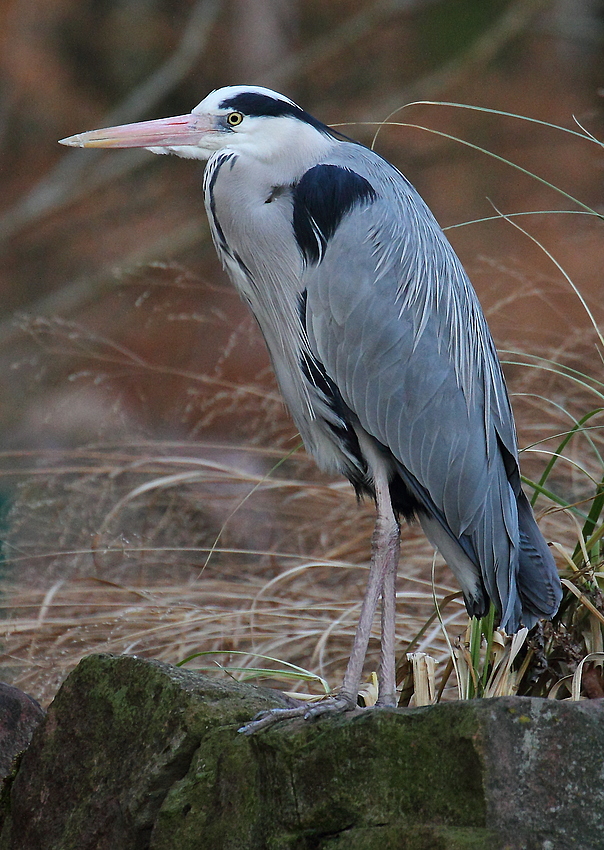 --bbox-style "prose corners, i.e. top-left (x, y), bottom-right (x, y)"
top-left (302, 159), bottom-right (524, 627)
